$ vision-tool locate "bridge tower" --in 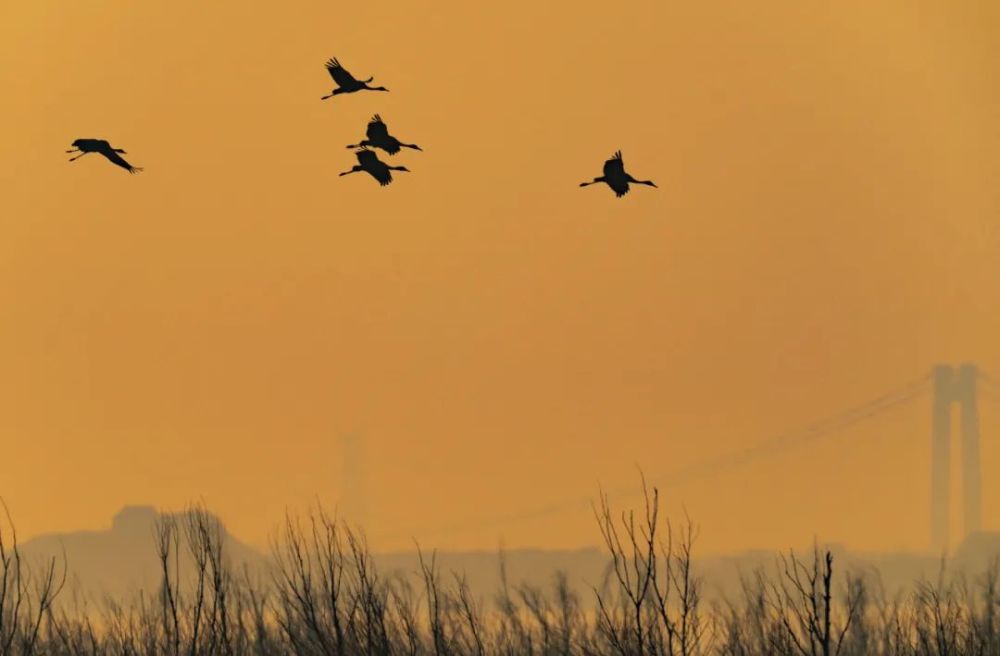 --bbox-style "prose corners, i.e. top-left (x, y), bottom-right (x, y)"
top-left (930, 363), bottom-right (982, 554)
